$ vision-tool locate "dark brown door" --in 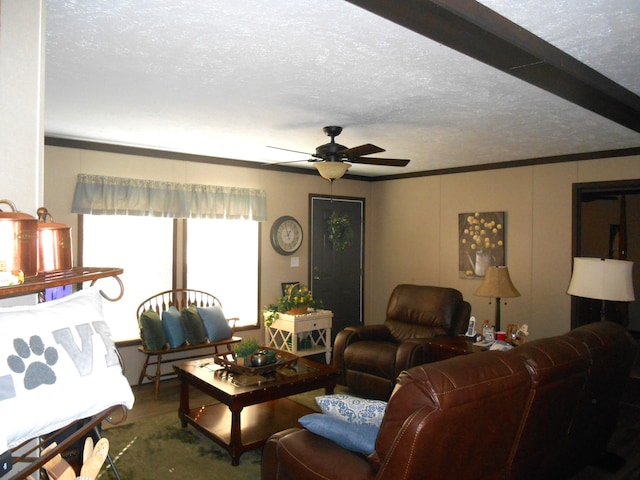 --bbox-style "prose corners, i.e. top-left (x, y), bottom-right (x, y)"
top-left (309, 195), bottom-right (364, 348)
